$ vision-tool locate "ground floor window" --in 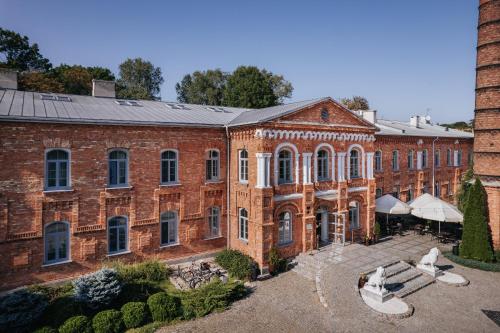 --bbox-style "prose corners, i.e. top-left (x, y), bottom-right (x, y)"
top-left (376, 188), bottom-right (383, 198)
top-left (278, 211), bottom-right (292, 245)
top-left (349, 201), bottom-right (360, 229)
top-left (108, 216), bottom-right (127, 254)
top-left (161, 211), bottom-right (178, 245)
top-left (44, 221), bottom-right (69, 264)
top-left (208, 206), bottom-right (220, 237)
top-left (239, 208), bottom-right (248, 241)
